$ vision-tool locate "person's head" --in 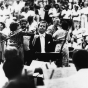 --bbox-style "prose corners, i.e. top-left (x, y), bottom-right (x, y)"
top-left (61, 21), bottom-right (69, 31)
top-left (38, 20), bottom-right (47, 34)
top-left (16, 0), bottom-right (20, 4)
top-left (52, 17), bottom-right (60, 26)
top-left (5, 4), bottom-right (9, 8)
top-left (65, 5), bottom-right (69, 10)
top-left (24, 7), bottom-right (29, 12)
top-left (50, 3), bottom-right (54, 8)
top-left (74, 5), bottom-right (79, 11)
top-left (0, 22), bottom-right (5, 31)
top-left (9, 22), bottom-right (19, 32)
top-left (55, 4), bottom-right (59, 9)
top-left (20, 18), bottom-right (27, 29)
top-left (1, 6), bottom-right (4, 10)
top-left (27, 16), bottom-right (33, 24)
top-left (3, 46), bottom-right (24, 80)
top-left (4, 46), bottom-right (19, 60)
top-left (72, 49), bottom-right (88, 71)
